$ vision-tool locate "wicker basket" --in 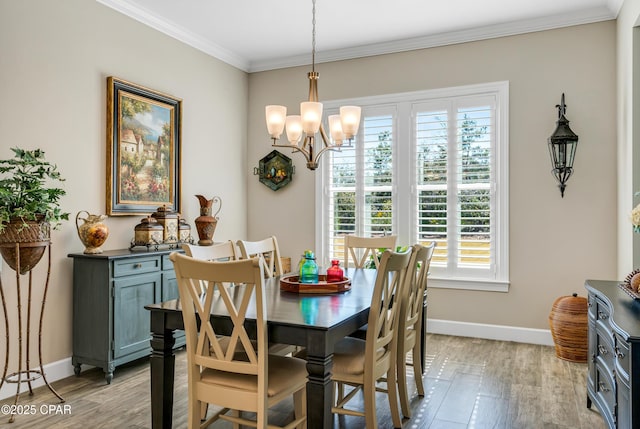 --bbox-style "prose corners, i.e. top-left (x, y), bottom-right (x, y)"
top-left (0, 219), bottom-right (50, 274)
top-left (548, 293), bottom-right (588, 362)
